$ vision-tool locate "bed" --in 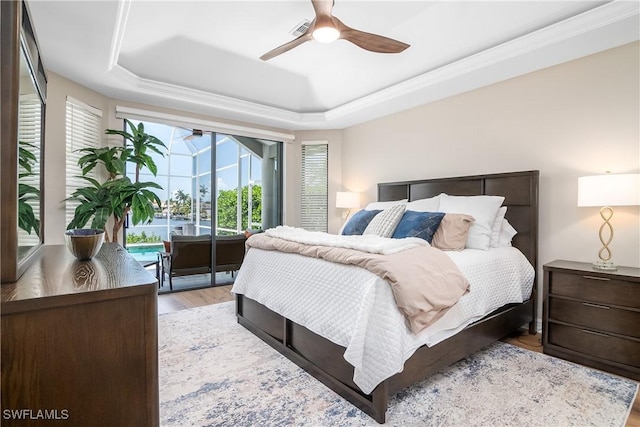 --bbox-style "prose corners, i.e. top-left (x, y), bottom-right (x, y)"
top-left (233, 170), bottom-right (539, 423)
